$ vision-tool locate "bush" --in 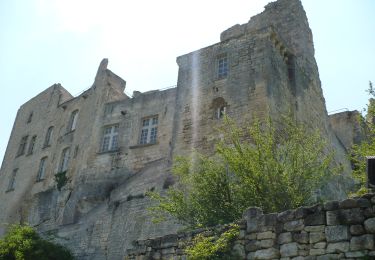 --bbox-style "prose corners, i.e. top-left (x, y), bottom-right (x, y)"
top-left (148, 115), bottom-right (337, 228)
top-left (0, 224), bottom-right (74, 260)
